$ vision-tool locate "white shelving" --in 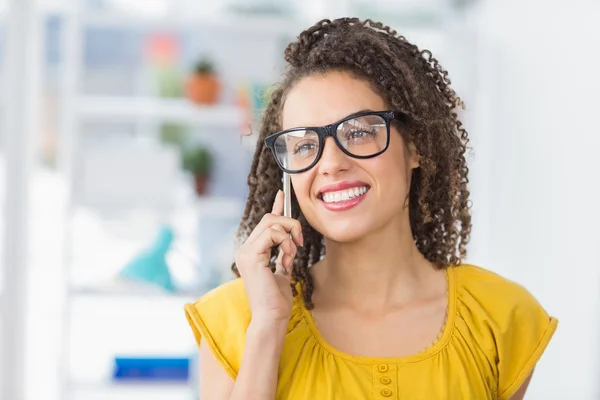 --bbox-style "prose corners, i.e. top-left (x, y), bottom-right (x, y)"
top-left (69, 284), bottom-right (199, 300)
top-left (77, 96), bottom-right (244, 127)
top-left (56, 4), bottom-right (232, 399)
